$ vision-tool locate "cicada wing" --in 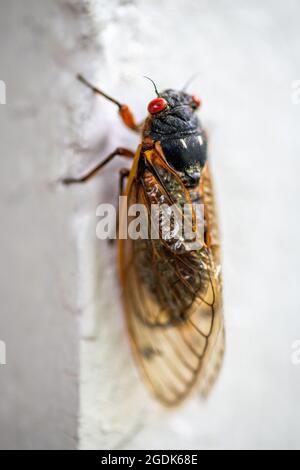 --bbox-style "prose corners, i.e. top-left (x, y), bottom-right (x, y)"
top-left (119, 158), bottom-right (224, 406)
top-left (196, 163), bottom-right (225, 396)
